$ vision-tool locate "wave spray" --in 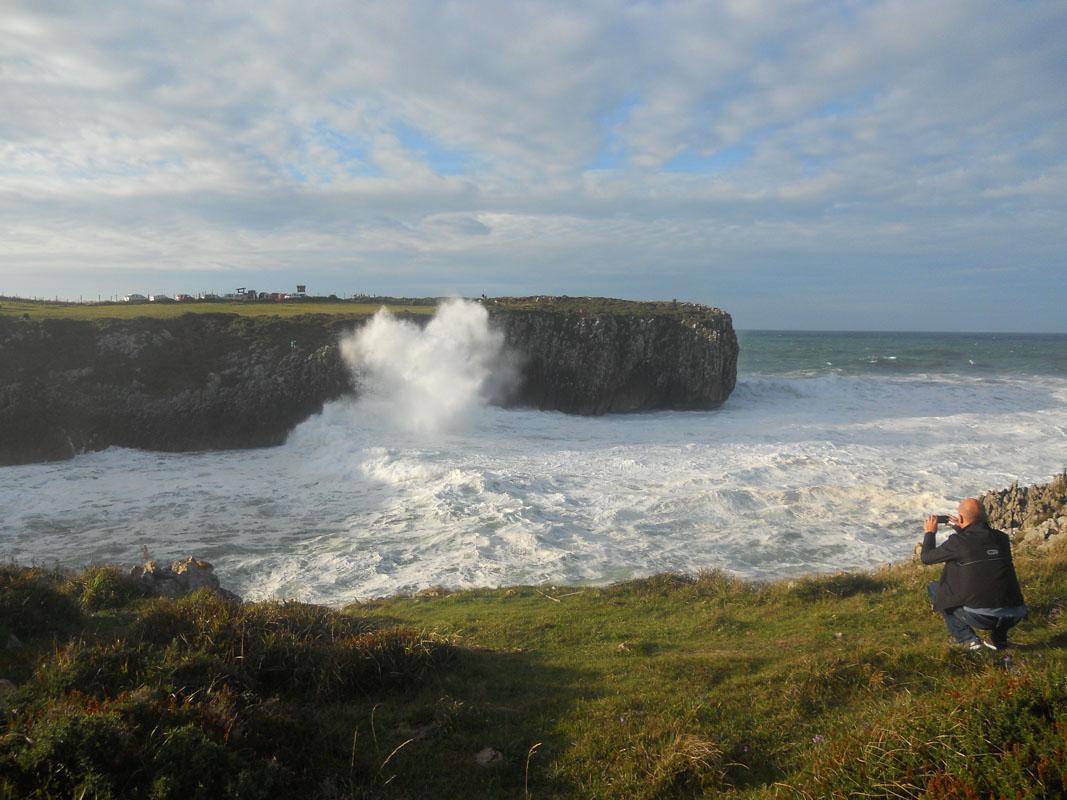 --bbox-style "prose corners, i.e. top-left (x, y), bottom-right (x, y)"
top-left (339, 299), bottom-right (515, 433)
